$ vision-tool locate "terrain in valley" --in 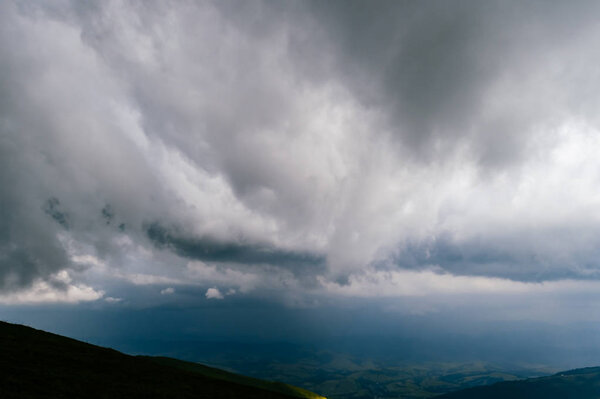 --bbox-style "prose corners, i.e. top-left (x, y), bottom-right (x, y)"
top-left (3, 320), bottom-right (600, 399)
